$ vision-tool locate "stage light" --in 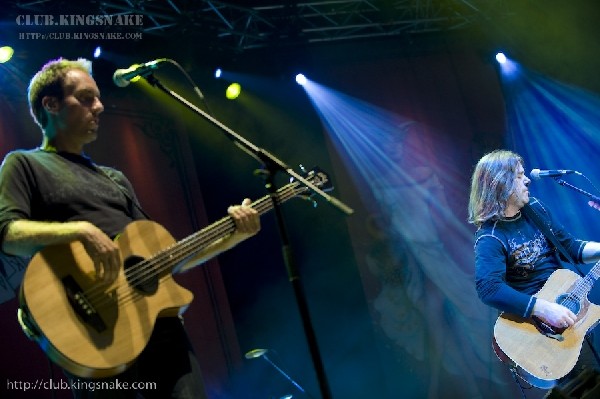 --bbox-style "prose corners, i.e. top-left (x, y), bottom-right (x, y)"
top-left (226, 83), bottom-right (241, 100)
top-left (296, 74), bottom-right (307, 85)
top-left (0, 46), bottom-right (14, 63)
top-left (93, 46), bottom-right (102, 58)
top-left (497, 54), bottom-right (519, 78)
top-left (215, 68), bottom-right (222, 78)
